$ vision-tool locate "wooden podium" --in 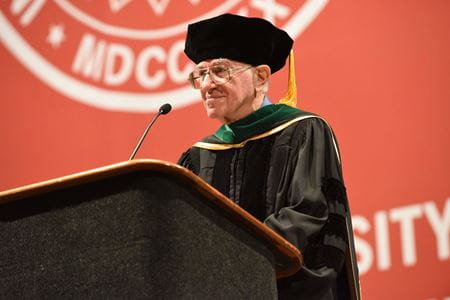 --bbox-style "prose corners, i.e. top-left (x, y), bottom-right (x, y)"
top-left (0, 160), bottom-right (302, 298)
